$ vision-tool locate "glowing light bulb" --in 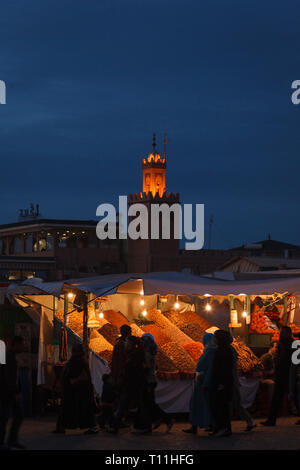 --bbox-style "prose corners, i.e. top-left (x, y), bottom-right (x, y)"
top-left (140, 299), bottom-right (145, 306)
top-left (142, 309), bottom-right (147, 317)
top-left (205, 304), bottom-right (212, 311)
top-left (242, 311), bottom-right (247, 318)
top-left (140, 290), bottom-right (144, 296)
top-left (99, 312), bottom-right (104, 319)
top-left (67, 292), bottom-right (74, 300)
top-left (174, 302), bottom-right (180, 309)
